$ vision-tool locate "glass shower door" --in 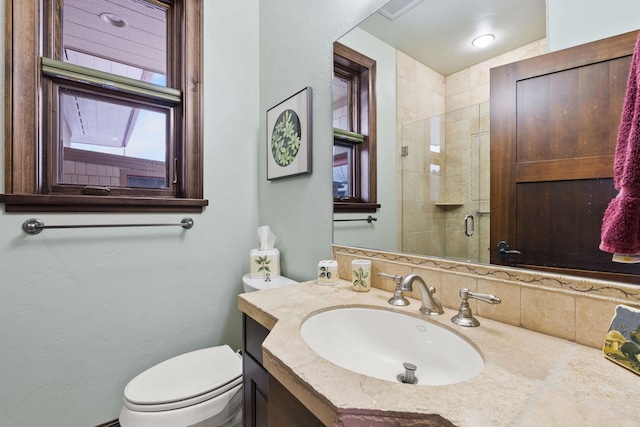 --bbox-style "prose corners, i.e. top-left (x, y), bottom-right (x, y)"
top-left (400, 103), bottom-right (489, 262)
